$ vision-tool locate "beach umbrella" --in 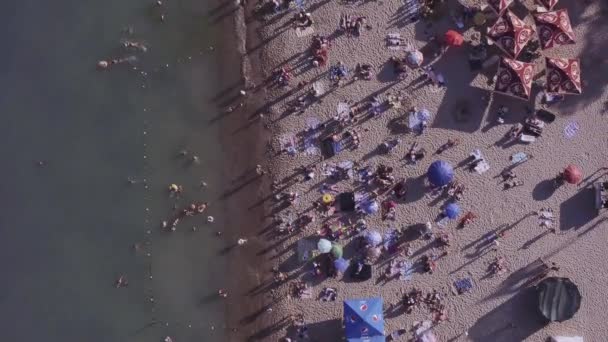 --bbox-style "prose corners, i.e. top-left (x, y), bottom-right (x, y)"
top-left (487, 0), bottom-right (513, 16)
top-left (563, 164), bottom-right (582, 184)
top-left (405, 50), bottom-right (424, 68)
top-left (331, 244), bottom-right (344, 258)
top-left (487, 11), bottom-right (535, 59)
top-left (364, 230), bottom-right (382, 247)
top-left (444, 30), bottom-right (464, 47)
top-left (362, 200), bottom-right (380, 215)
top-left (536, 0), bottom-right (558, 10)
top-left (334, 258), bottom-right (350, 273)
top-left (537, 277), bottom-right (581, 322)
top-left (444, 203), bottom-right (461, 219)
top-left (343, 297), bottom-right (385, 341)
top-left (545, 57), bottom-right (582, 95)
top-left (427, 160), bottom-right (454, 187)
top-left (322, 193), bottom-right (335, 204)
top-left (317, 238), bottom-right (332, 253)
top-left (494, 57), bottom-right (534, 101)
top-left (533, 9), bottom-right (576, 50)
